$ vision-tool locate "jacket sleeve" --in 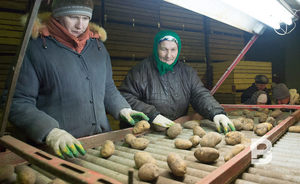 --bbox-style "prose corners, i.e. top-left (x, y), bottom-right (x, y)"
top-left (241, 87), bottom-right (253, 103)
top-left (188, 67), bottom-right (225, 120)
top-left (119, 66), bottom-right (160, 122)
top-left (103, 46), bottom-right (131, 119)
top-left (9, 47), bottom-right (59, 143)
